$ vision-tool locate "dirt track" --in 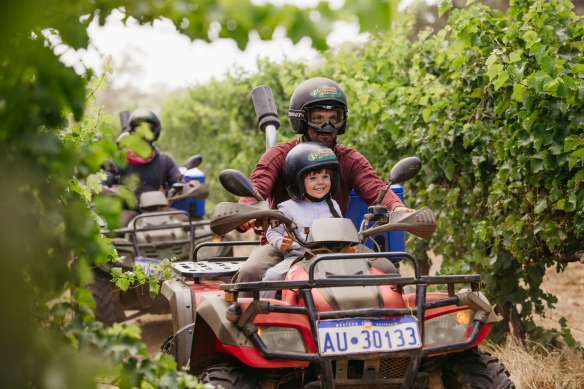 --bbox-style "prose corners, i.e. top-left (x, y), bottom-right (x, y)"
top-left (129, 249), bottom-right (584, 356)
top-left (539, 261), bottom-right (584, 343)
